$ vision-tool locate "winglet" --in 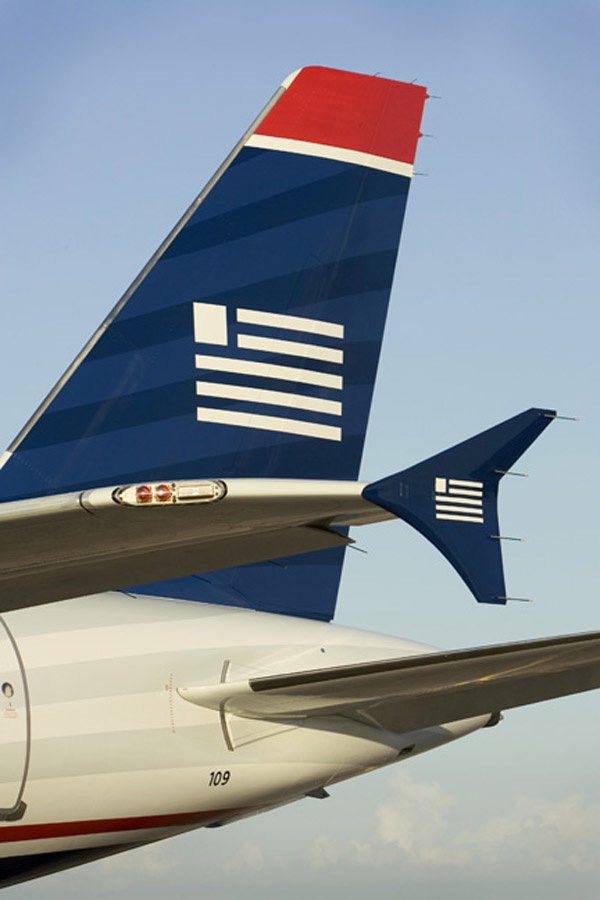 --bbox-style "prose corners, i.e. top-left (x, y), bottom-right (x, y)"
top-left (362, 408), bottom-right (556, 604)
